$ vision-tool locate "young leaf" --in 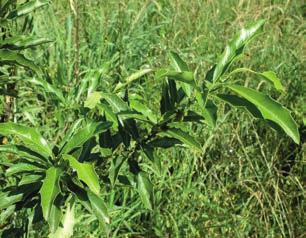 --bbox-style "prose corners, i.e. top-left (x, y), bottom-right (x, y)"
top-left (228, 85), bottom-right (300, 143)
top-left (61, 121), bottom-right (112, 154)
top-left (169, 51), bottom-right (193, 97)
top-left (213, 20), bottom-right (265, 82)
top-left (39, 167), bottom-right (62, 221)
top-left (259, 71), bottom-right (284, 92)
top-left (63, 154), bottom-right (100, 195)
top-left (87, 191), bottom-right (110, 224)
top-left (137, 172), bottom-right (154, 210)
top-left (158, 128), bottom-right (201, 151)
top-left (0, 122), bottom-right (52, 159)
